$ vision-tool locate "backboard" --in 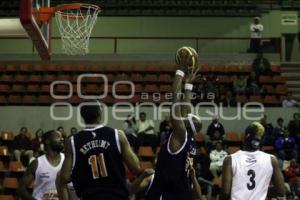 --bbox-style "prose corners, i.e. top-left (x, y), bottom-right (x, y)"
top-left (20, 0), bottom-right (51, 60)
